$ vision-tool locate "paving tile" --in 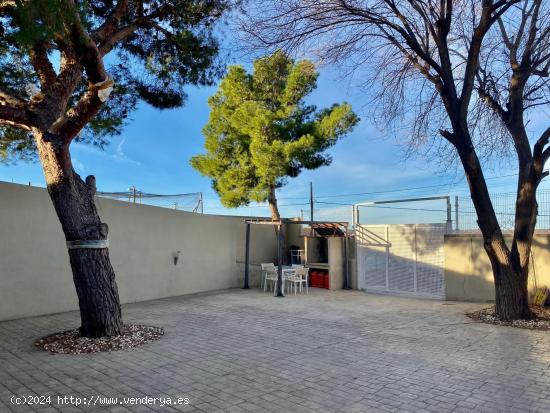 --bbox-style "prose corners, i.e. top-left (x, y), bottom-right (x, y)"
top-left (0, 289), bottom-right (549, 412)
